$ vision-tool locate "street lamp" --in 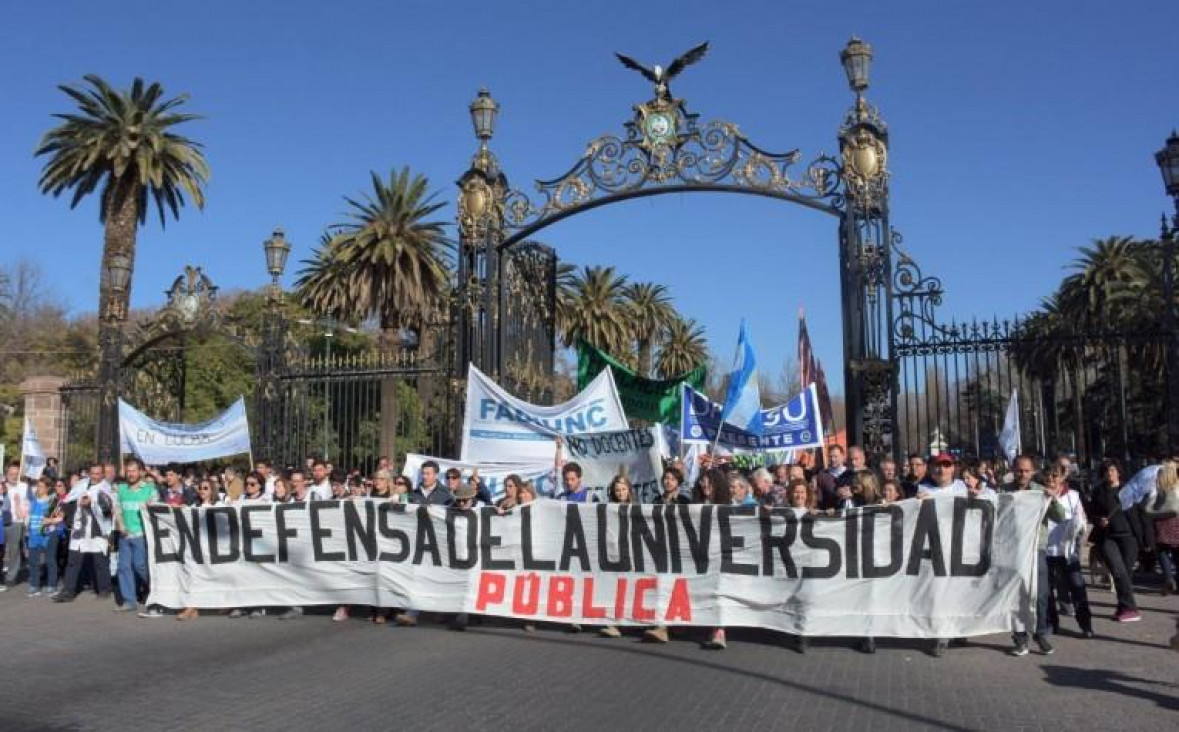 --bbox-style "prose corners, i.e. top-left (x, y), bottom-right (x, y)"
top-left (1156, 130), bottom-right (1179, 197)
top-left (467, 88), bottom-right (500, 175)
top-left (1155, 130), bottom-right (1179, 452)
top-left (469, 88), bottom-right (499, 143)
top-left (840, 37), bottom-right (873, 96)
top-left (263, 227), bottom-right (291, 285)
top-left (96, 250), bottom-right (133, 461)
top-left (103, 251), bottom-right (133, 319)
